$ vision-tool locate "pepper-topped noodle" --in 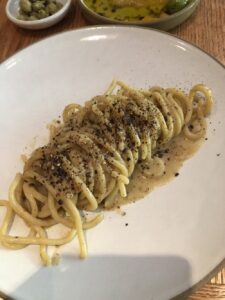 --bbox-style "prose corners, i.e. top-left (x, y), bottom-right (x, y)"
top-left (0, 81), bottom-right (212, 265)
